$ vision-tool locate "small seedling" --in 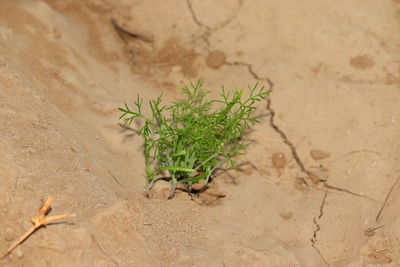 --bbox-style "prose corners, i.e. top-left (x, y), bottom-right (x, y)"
top-left (119, 80), bottom-right (271, 198)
